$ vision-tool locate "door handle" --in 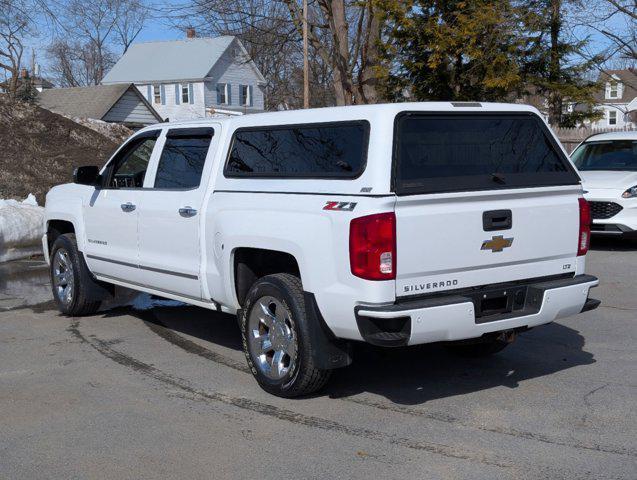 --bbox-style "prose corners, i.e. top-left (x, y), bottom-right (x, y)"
top-left (179, 206), bottom-right (197, 218)
top-left (121, 202), bottom-right (136, 212)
